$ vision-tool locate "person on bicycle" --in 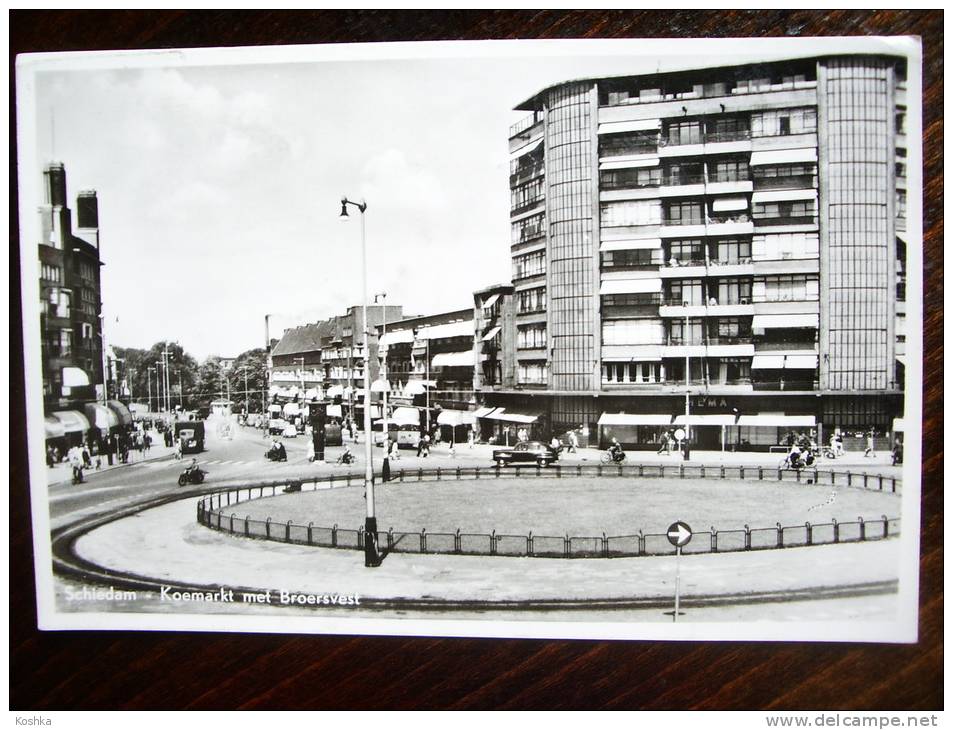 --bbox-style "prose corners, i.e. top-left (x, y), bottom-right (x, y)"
top-left (608, 438), bottom-right (625, 463)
